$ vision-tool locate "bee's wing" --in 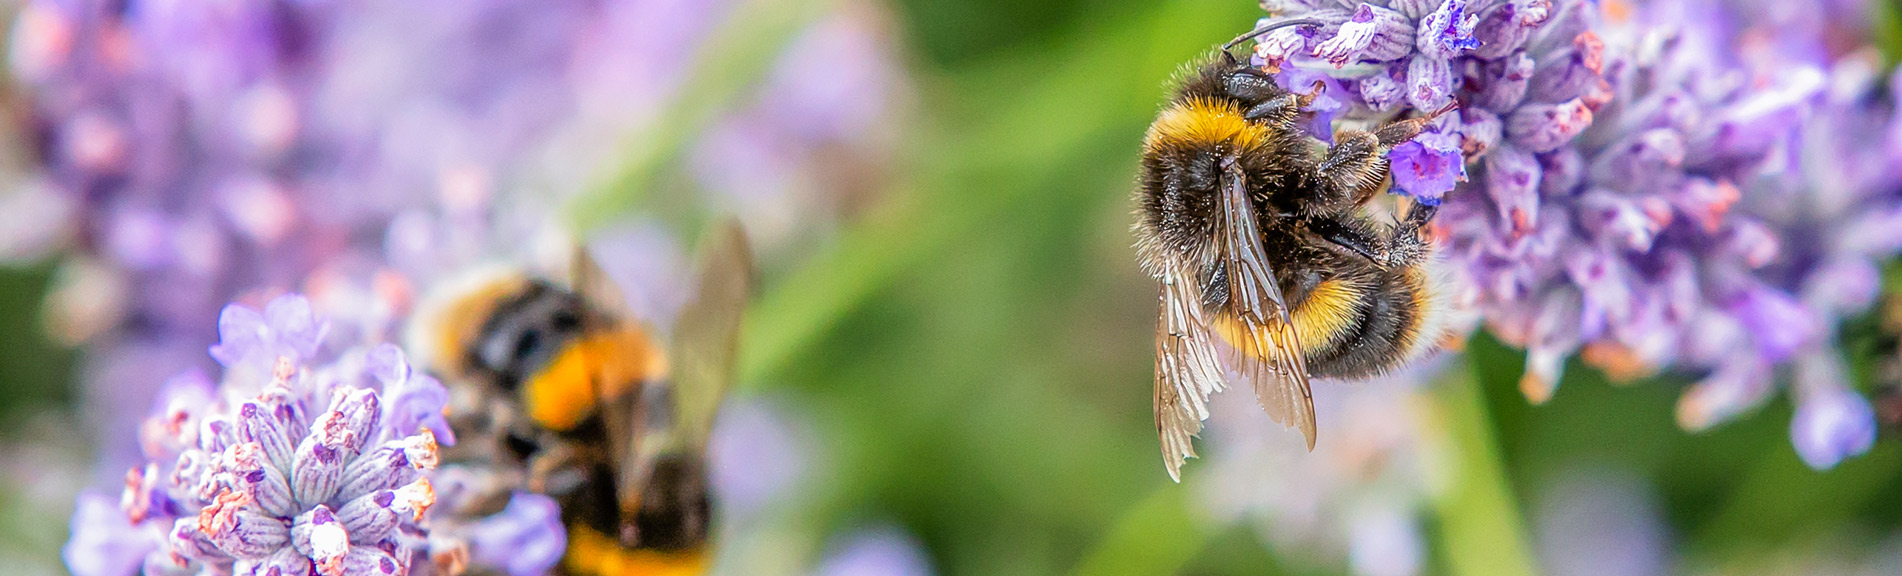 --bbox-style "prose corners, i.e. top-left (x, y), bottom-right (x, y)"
top-left (1152, 160), bottom-right (1317, 481)
top-left (571, 242), bottom-right (639, 328)
top-left (667, 220), bottom-right (754, 449)
top-left (1154, 269), bottom-right (1226, 482)
top-left (1214, 158), bottom-right (1316, 448)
